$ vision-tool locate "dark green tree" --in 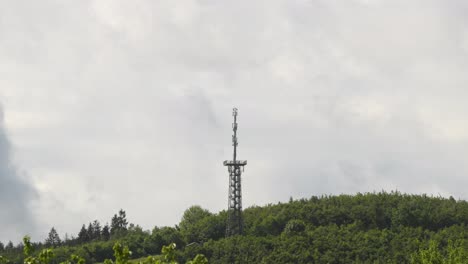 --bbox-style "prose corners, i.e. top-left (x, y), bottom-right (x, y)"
top-left (111, 209), bottom-right (128, 236)
top-left (5, 241), bottom-right (13, 251)
top-left (45, 227), bottom-right (61, 247)
top-left (102, 223), bottom-right (111, 241)
top-left (87, 223), bottom-right (94, 241)
top-left (179, 206), bottom-right (212, 243)
top-left (152, 226), bottom-right (184, 249)
top-left (282, 219), bottom-right (306, 235)
top-left (78, 224), bottom-right (89, 243)
top-left (92, 220), bottom-right (102, 240)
